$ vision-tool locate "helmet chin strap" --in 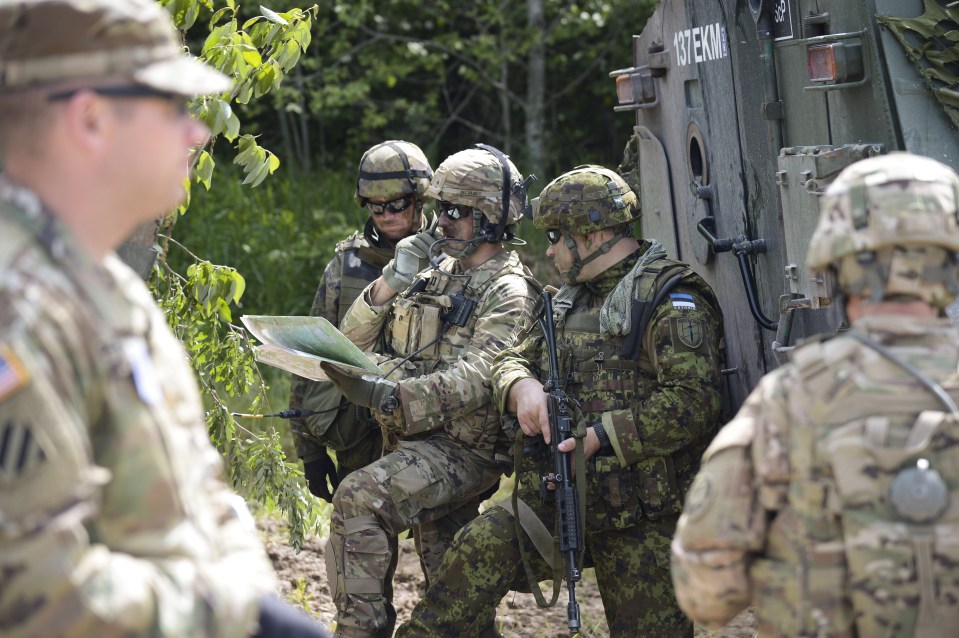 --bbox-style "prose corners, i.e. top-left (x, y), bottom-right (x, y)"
top-left (561, 229), bottom-right (628, 284)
